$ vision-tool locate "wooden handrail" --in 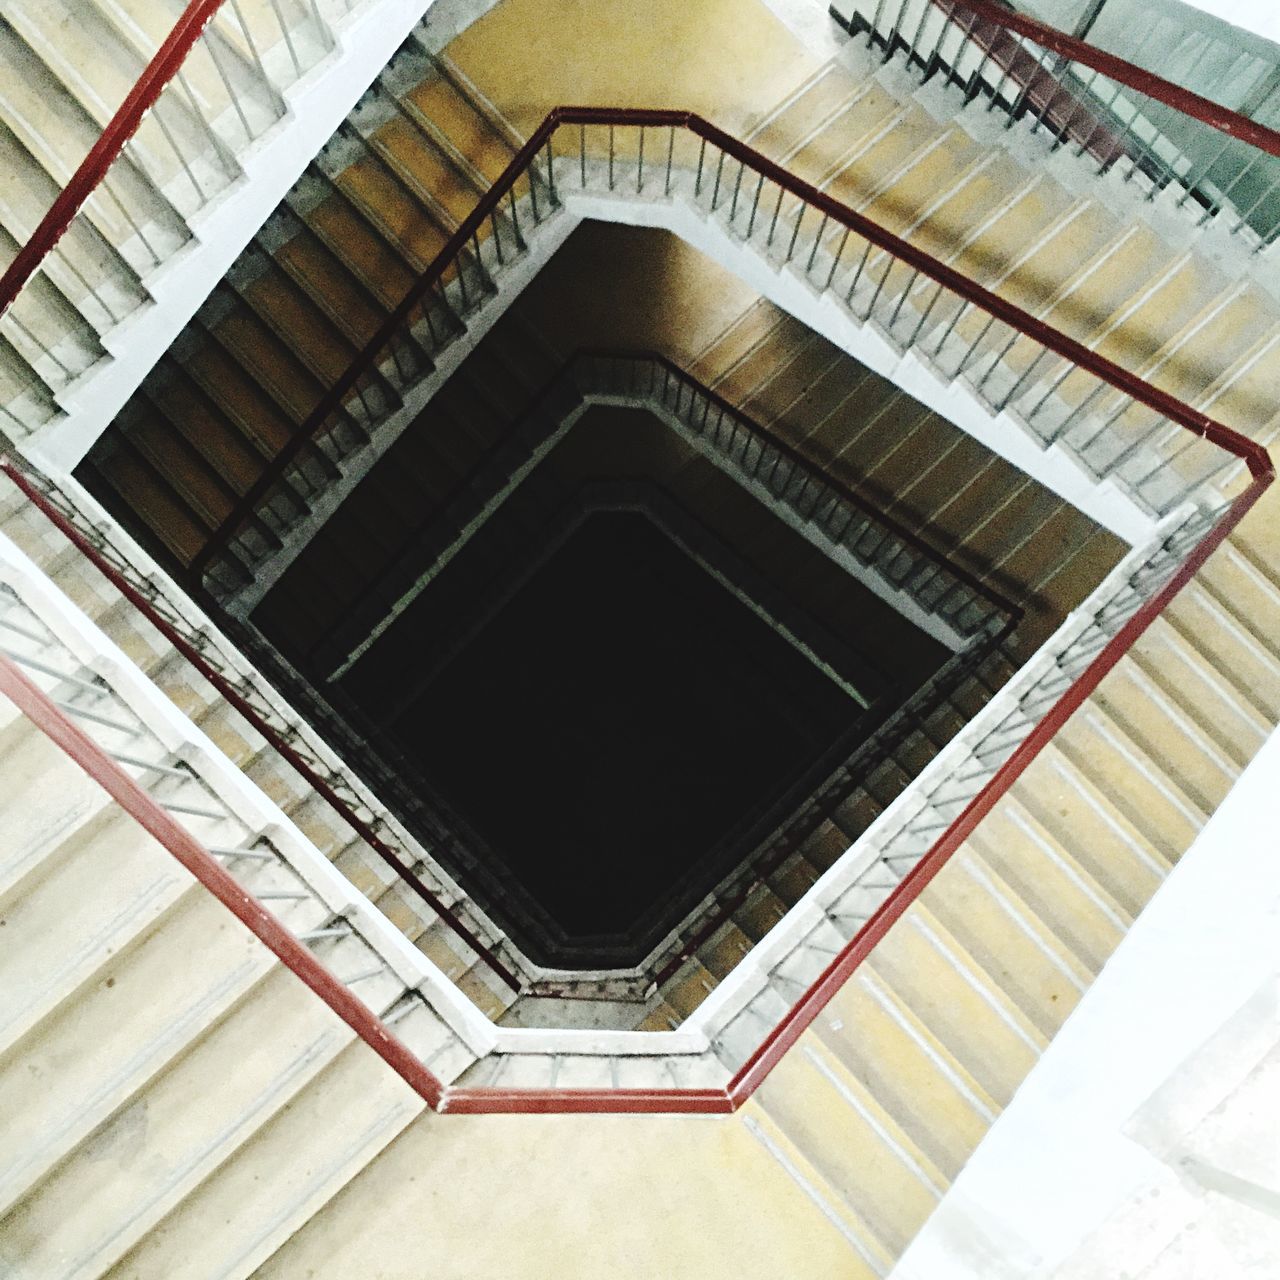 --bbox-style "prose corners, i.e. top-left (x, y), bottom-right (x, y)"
top-left (724, 468), bottom-right (1272, 1104)
top-left (191, 106), bottom-right (1269, 581)
top-left (0, 648), bottom-right (446, 1109)
top-left (0, 0), bottom-right (228, 319)
top-left (929, 0), bottom-right (1280, 159)
top-left (0, 458), bottom-right (522, 993)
